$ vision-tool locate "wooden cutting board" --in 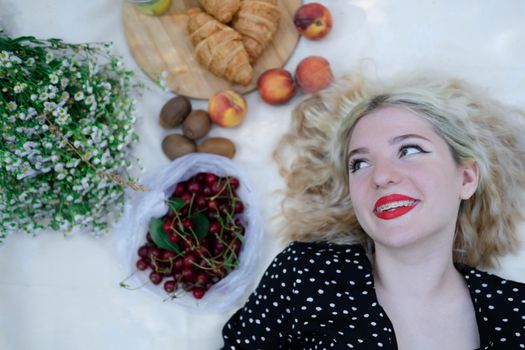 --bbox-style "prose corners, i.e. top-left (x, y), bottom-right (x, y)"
top-left (123, 0), bottom-right (302, 99)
